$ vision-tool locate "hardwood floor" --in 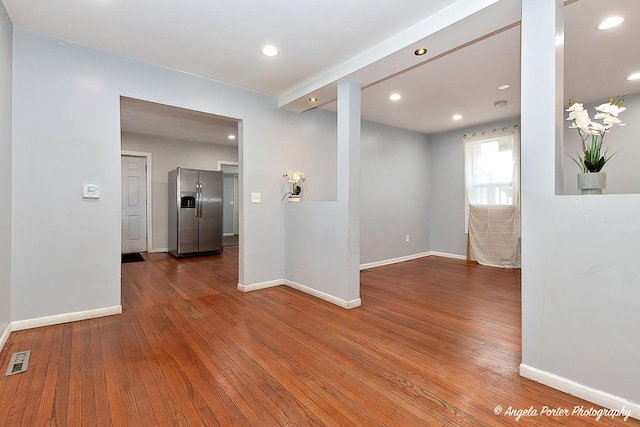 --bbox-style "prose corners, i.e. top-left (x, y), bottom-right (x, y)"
top-left (0, 248), bottom-right (637, 426)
